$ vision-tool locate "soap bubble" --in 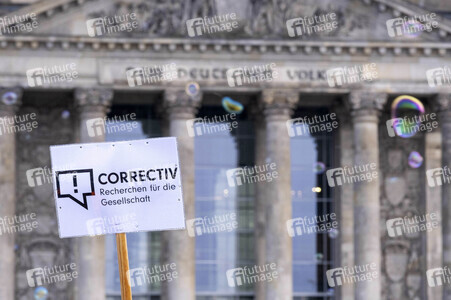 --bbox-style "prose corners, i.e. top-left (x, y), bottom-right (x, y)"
top-left (312, 187), bottom-right (321, 193)
top-left (34, 287), bottom-right (48, 300)
top-left (408, 151), bottom-right (423, 168)
top-left (185, 82), bottom-right (200, 98)
top-left (61, 110), bottom-right (70, 119)
top-left (222, 97), bottom-right (243, 114)
top-left (313, 162), bottom-right (326, 174)
top-left (403, 19), bottom-right (424, 38)
top-left (2, 91), bottom-right (18, 105)
top-left (315, 253), bottom-right (324, 262)
top-left (328, 228), bottom-right (339, 239)
top-left (390, 95), bottom-right (425, 138)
